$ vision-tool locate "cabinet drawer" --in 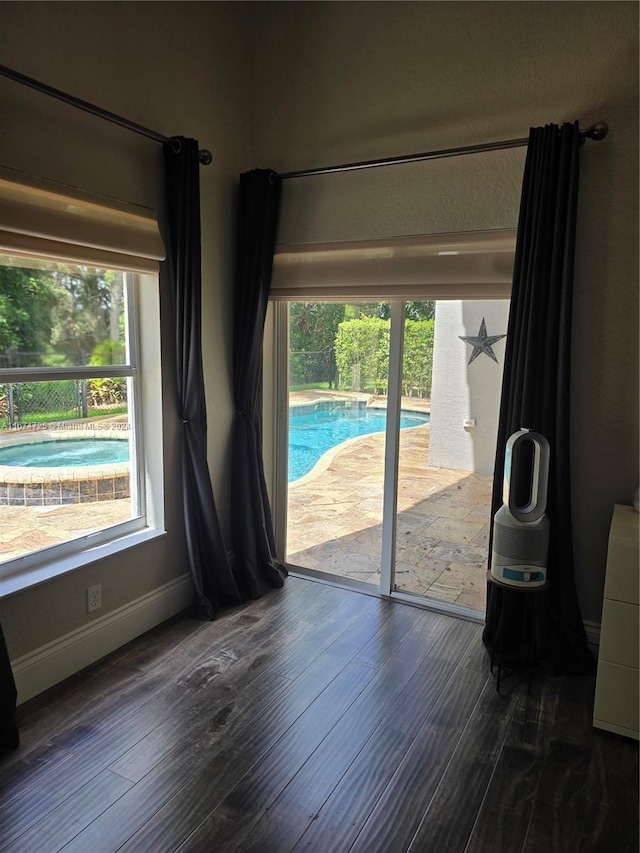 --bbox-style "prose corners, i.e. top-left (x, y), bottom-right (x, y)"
top-left (593, 660), bottom-right (639, 737)
top-left (604, 506), bottom-right (639, 604)
top-left (600, 599), bottom-right (640, 669)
